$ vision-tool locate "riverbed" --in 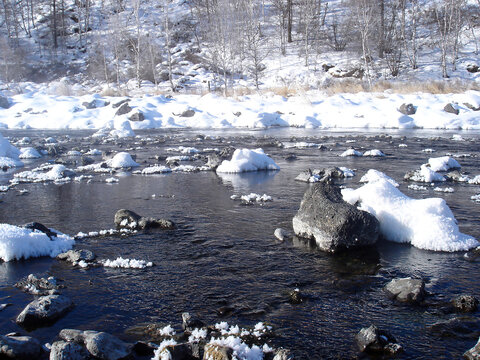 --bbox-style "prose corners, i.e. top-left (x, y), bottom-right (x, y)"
top-left (1, 128), bottom-right (479, 359)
